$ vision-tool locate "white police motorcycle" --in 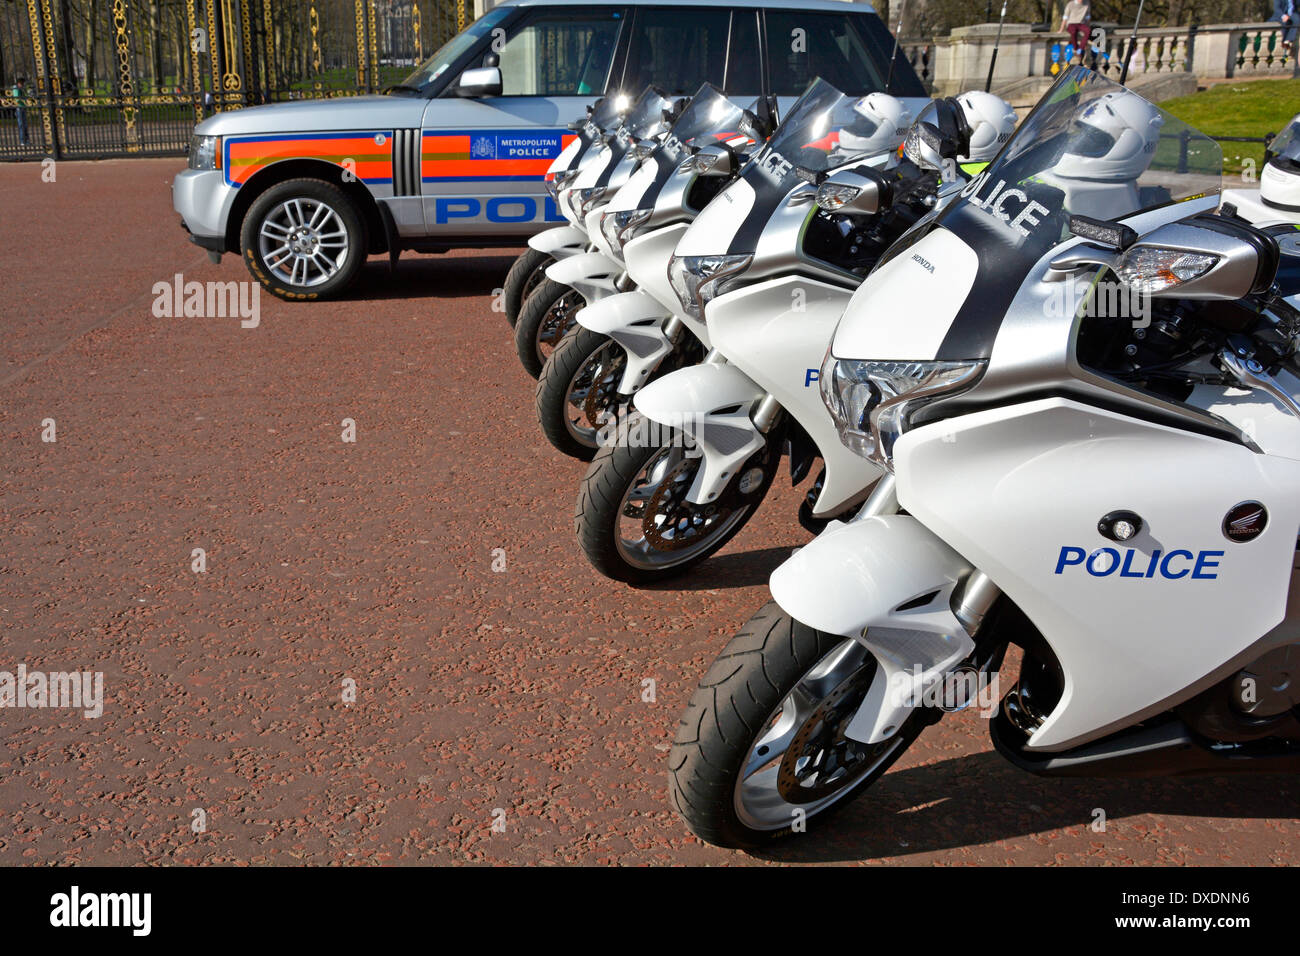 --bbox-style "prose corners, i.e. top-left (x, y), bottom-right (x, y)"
top-left (575, 83), bottom-right (1016, 584)
top-left (502, 94), bottom-right (628, 327)
top-left (514, 87), bottom-right (681, 376)
top-left (534, 82), bottom-right (771, 459)
top-left (668, 67), bottom-right (1300, 849)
